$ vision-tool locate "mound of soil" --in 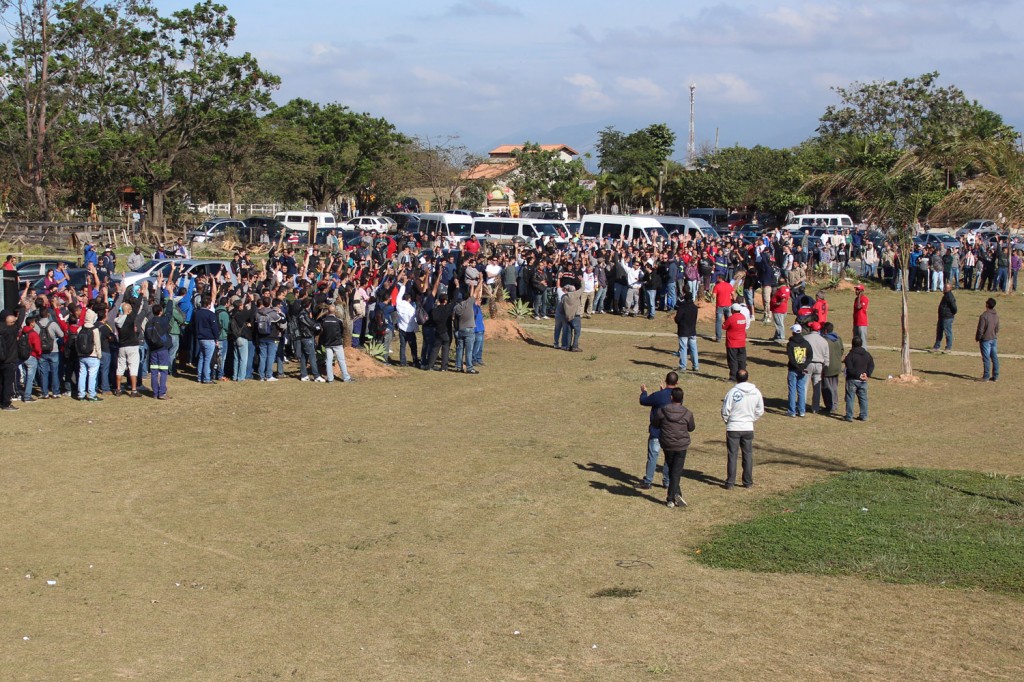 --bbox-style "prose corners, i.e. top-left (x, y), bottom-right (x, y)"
top-left (344, 348), bottom-right (400, 379)
top-left (484, 318), bottom-right (532, 342)
top-left (834, 280), bottom-right (856, 291)
top-left (886, 373), bottom-right (924, 385)
top-left (696, 302), bottom-right (717, 324)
